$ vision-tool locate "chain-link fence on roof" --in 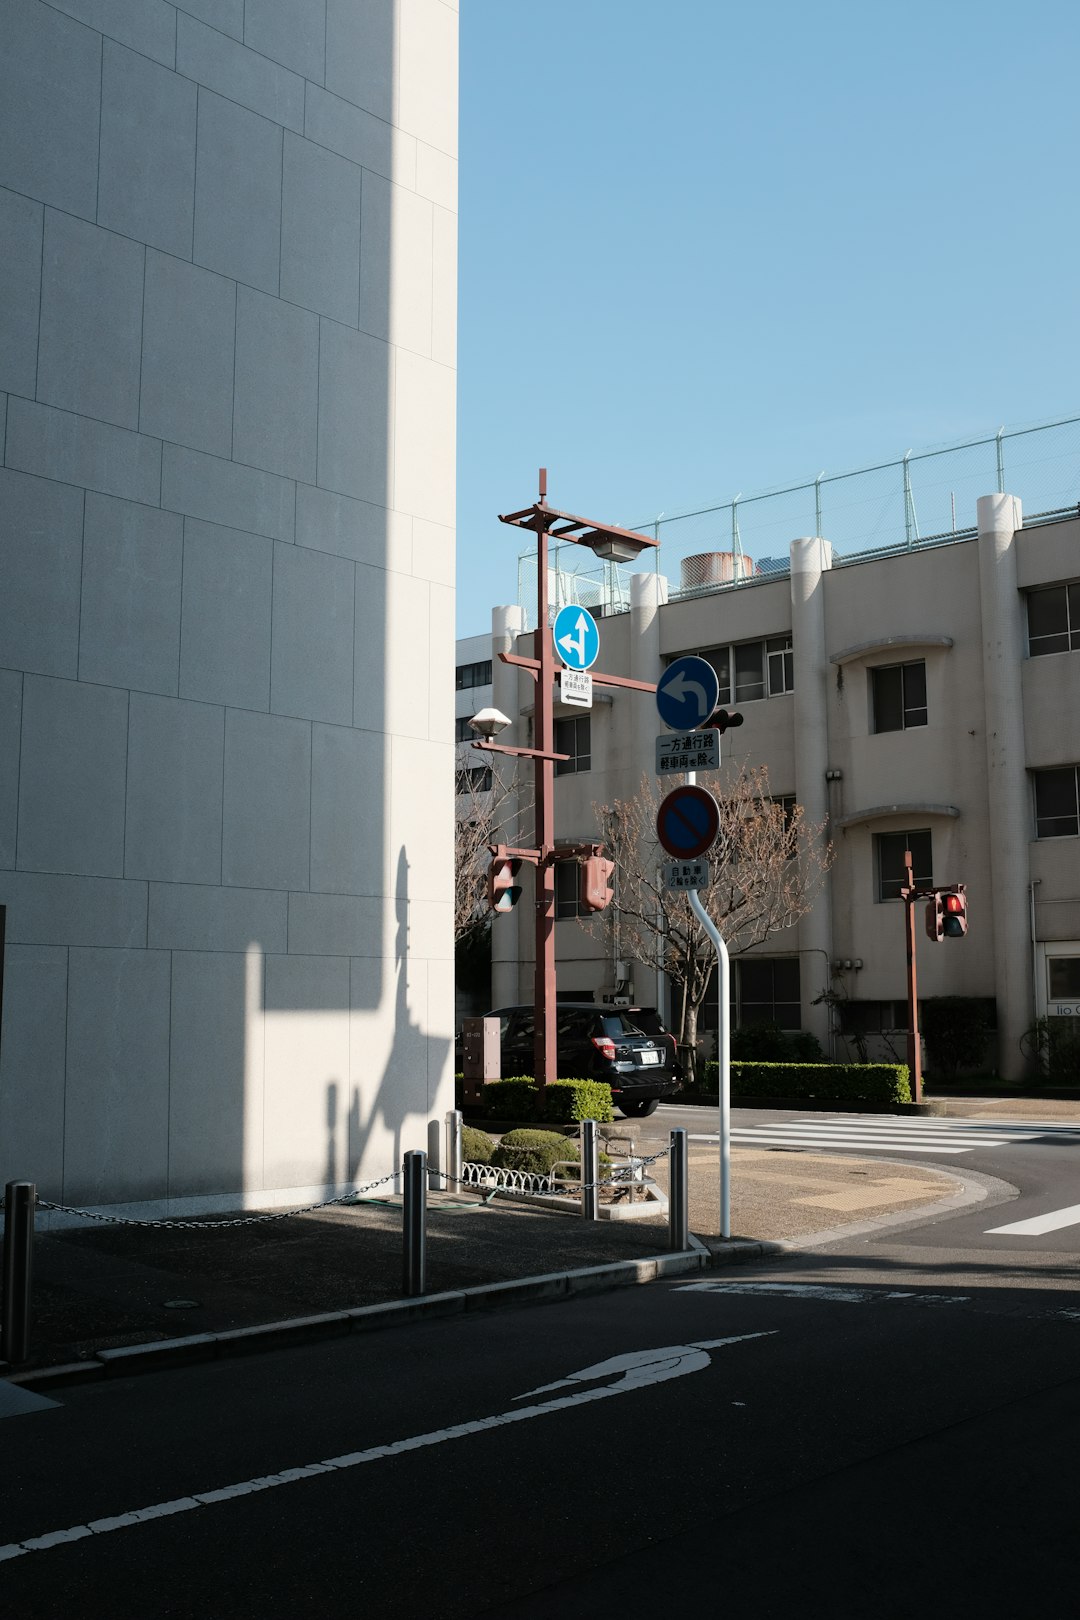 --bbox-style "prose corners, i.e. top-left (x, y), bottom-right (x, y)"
top-left (515, 414), bottom-right (1080, 627)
